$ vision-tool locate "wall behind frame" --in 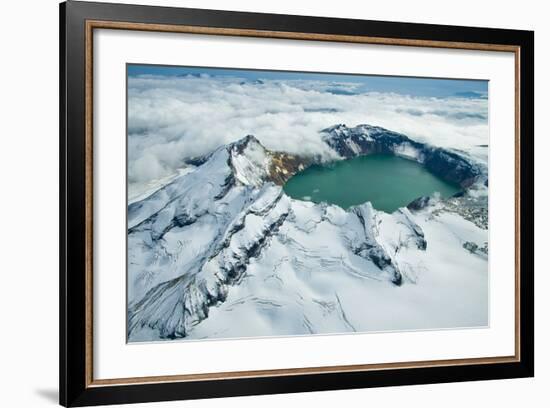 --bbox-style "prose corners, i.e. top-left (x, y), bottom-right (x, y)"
top-left (0, 0), bottom-right (545, 407)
